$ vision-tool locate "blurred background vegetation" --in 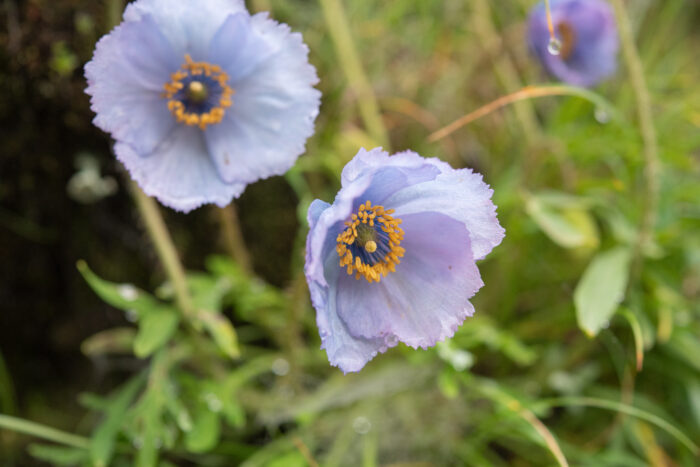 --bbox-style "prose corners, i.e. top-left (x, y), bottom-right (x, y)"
top-left (1, 0), bottom-right (699, 465)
